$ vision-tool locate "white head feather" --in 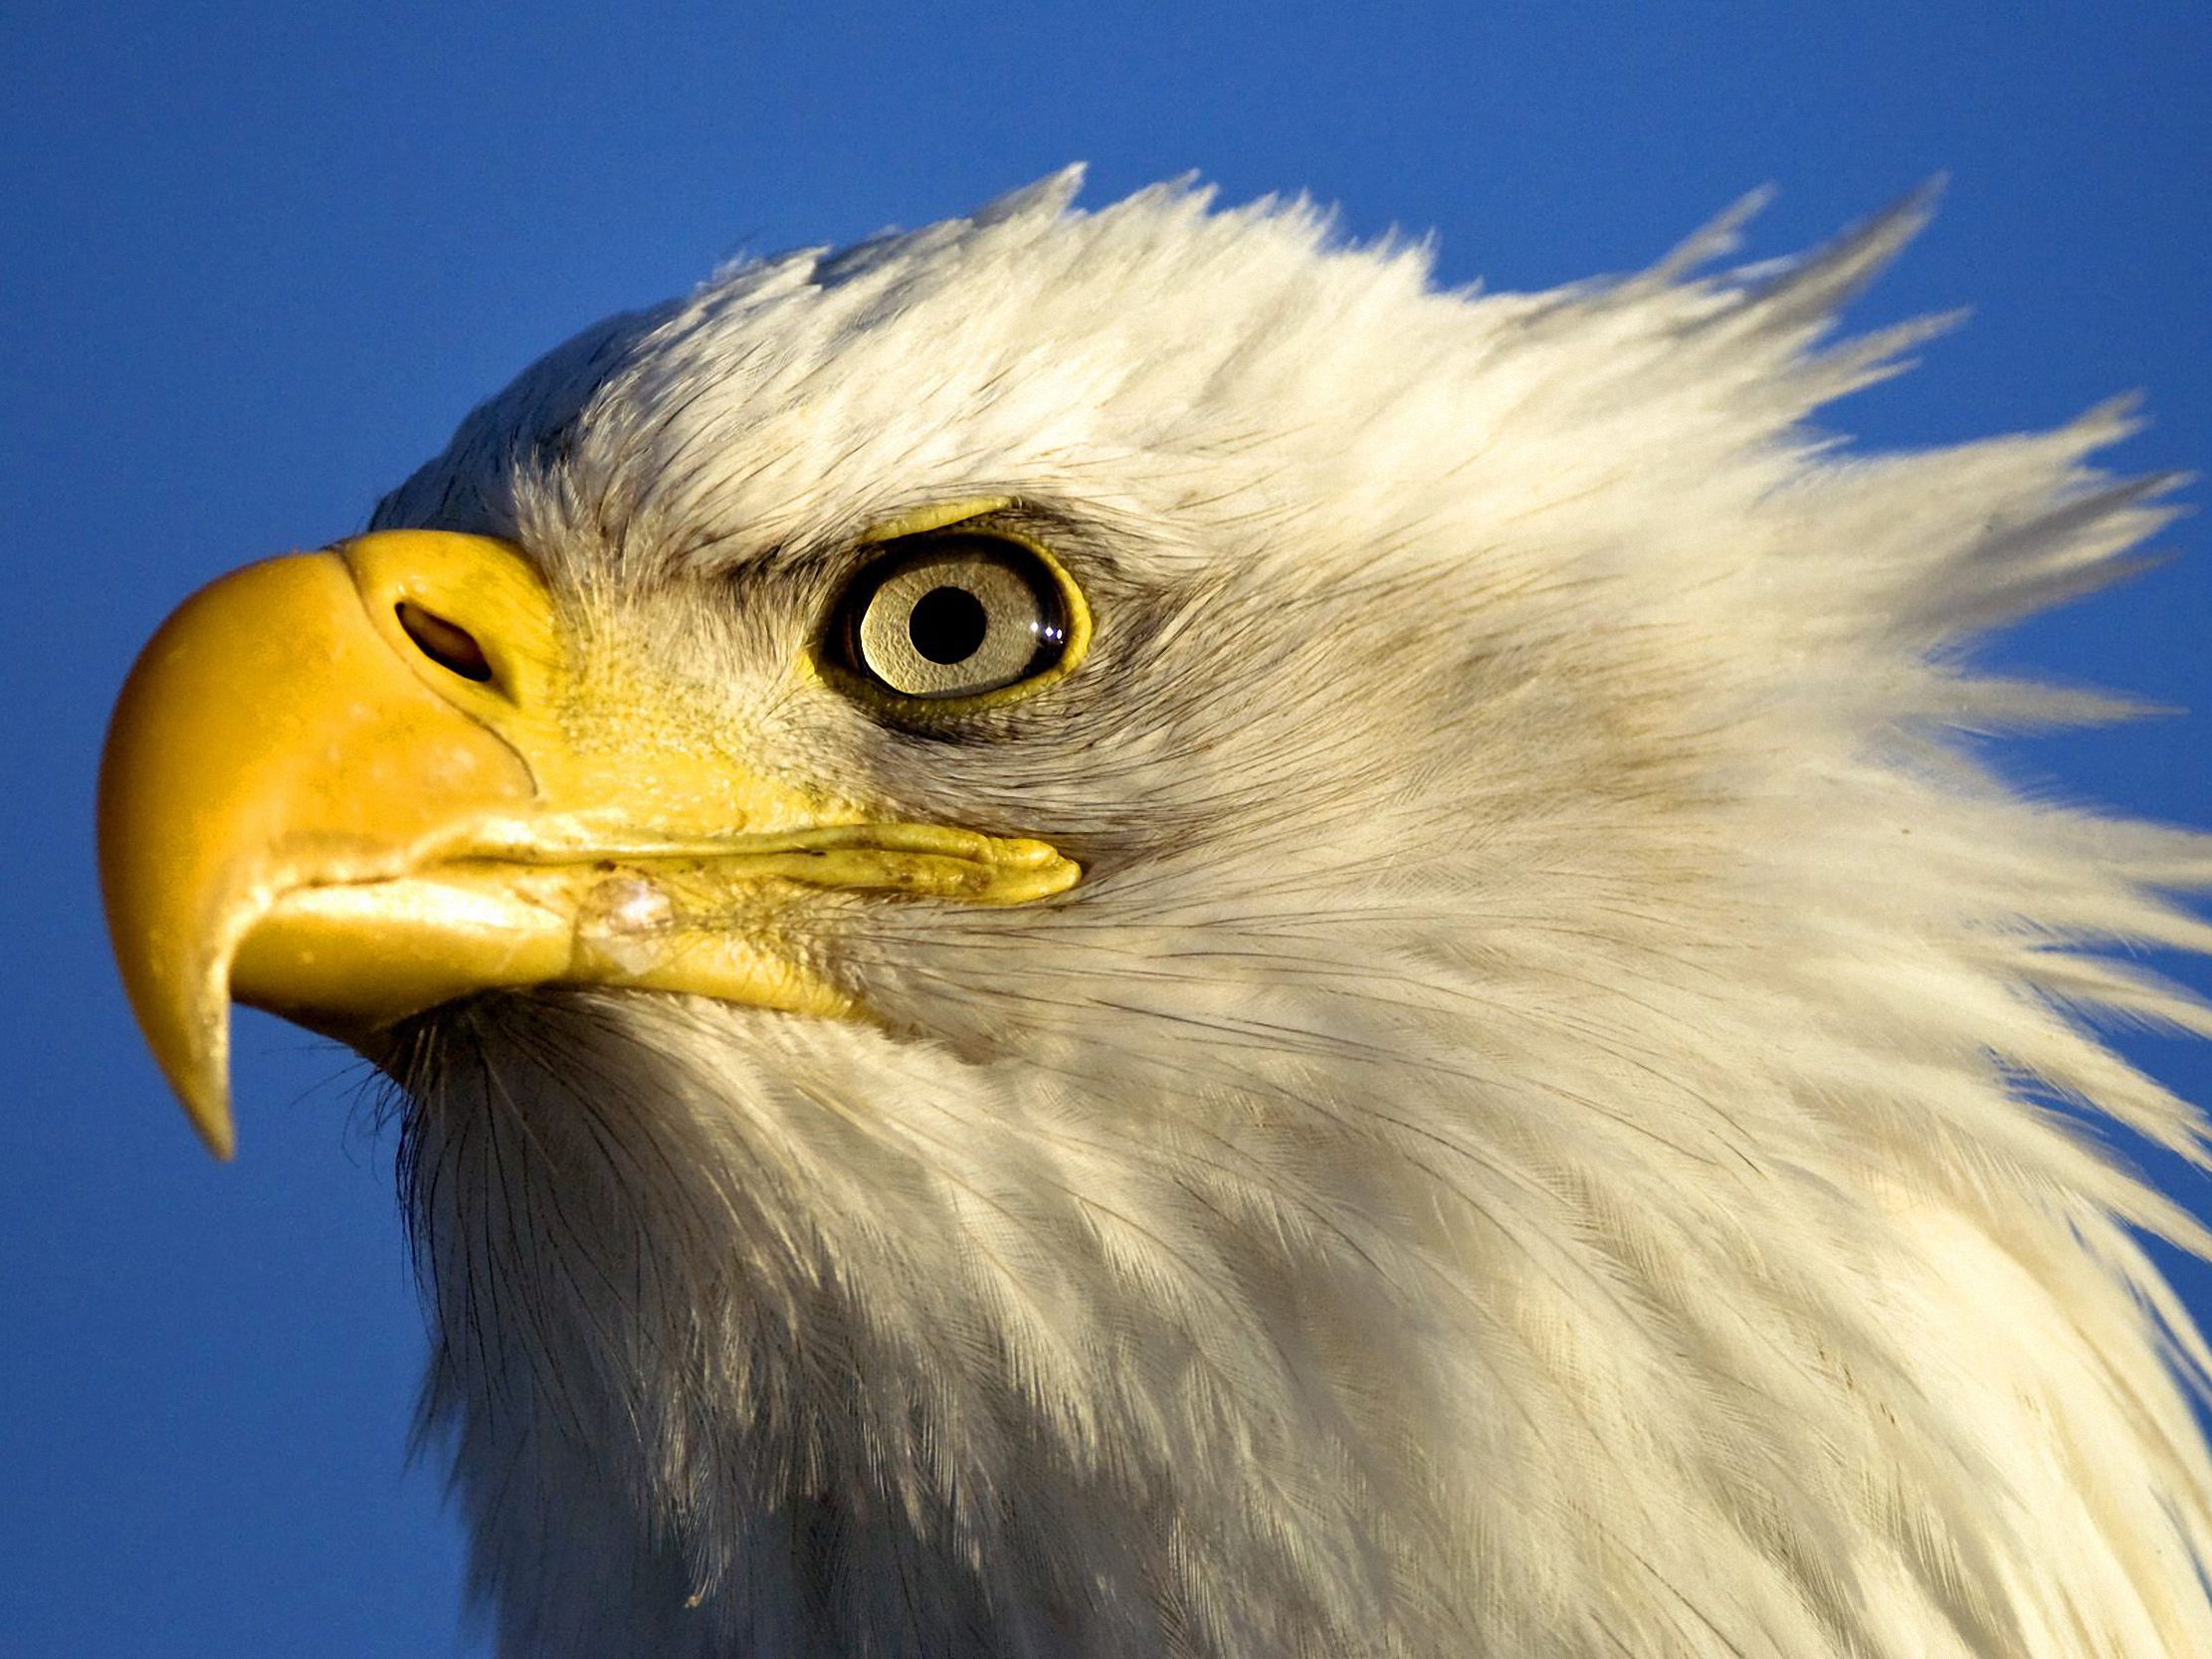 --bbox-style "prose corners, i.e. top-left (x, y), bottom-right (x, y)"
top-left (371, 170), bottom-right (2212, 1657)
